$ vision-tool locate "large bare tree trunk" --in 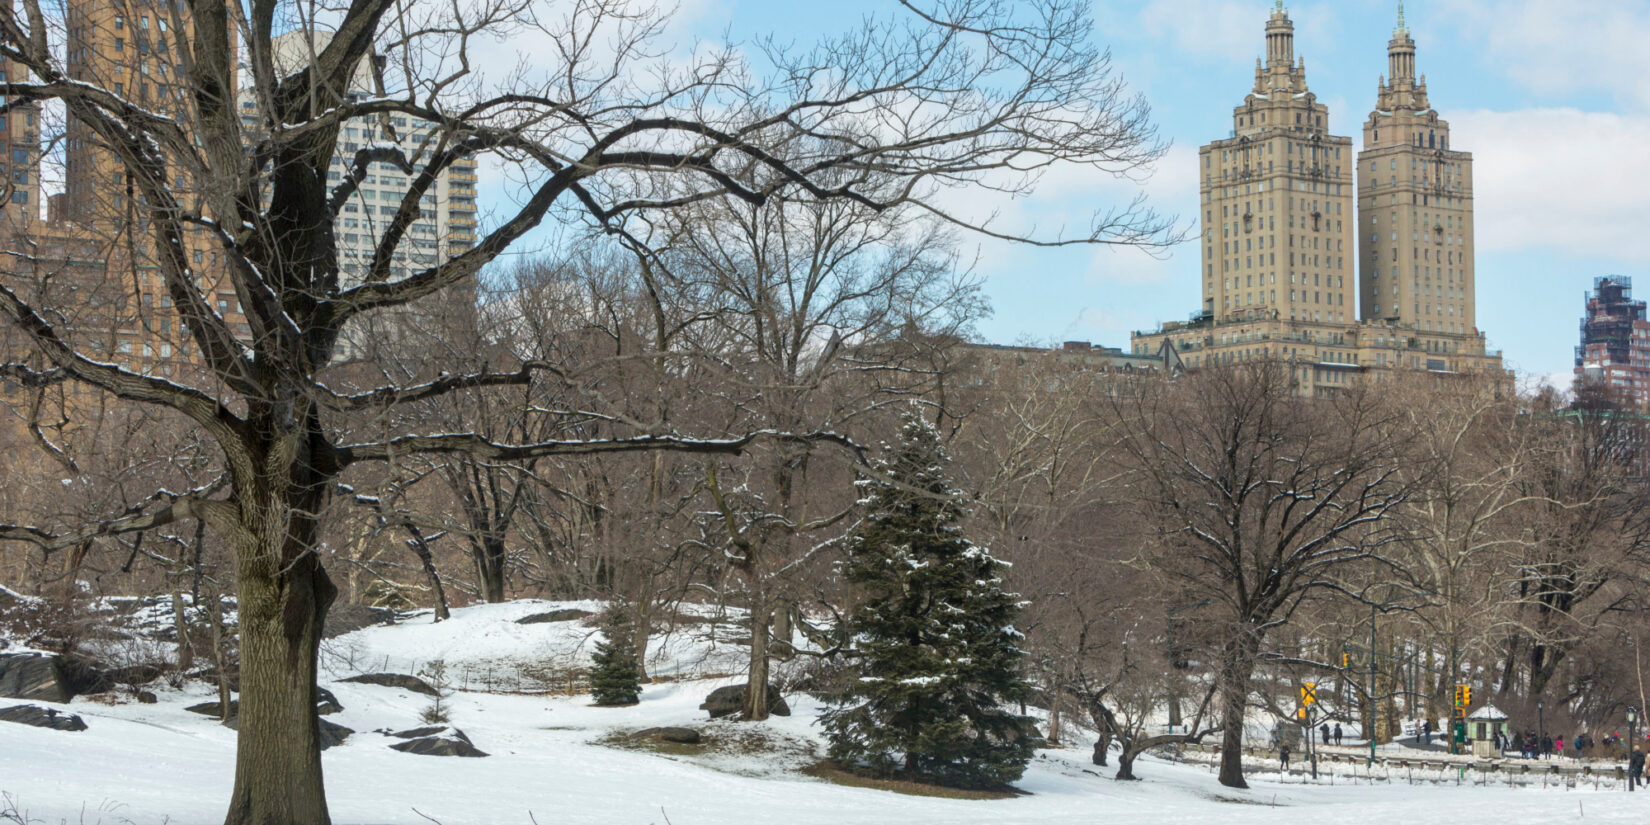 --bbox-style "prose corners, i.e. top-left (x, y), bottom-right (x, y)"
top-left (1216, 633), bottom-right (1259, 789)
top-left (172, 588), bottom-right (194, 673)
top-left (743, 599), bottom-right (772, 721)
top-left (224, 511), bottom-right (336, 825)
top-left (632, 601), bottom-right (652, 682)
top-left (472, 534), bottom-right (508, 604)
